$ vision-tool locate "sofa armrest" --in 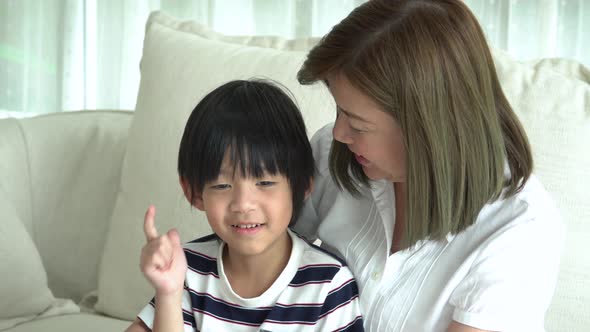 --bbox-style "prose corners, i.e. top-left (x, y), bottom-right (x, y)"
top-left (17, 110), bottom-right (133, 302)
top-left (0, 117), bottom-right (33, 233)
